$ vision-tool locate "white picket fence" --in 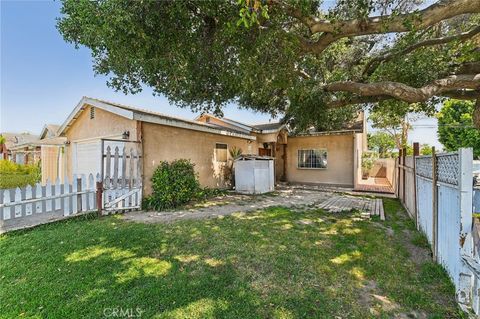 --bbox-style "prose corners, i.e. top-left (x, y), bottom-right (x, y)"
top-left (0, 174), bottom-right (98, 233)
